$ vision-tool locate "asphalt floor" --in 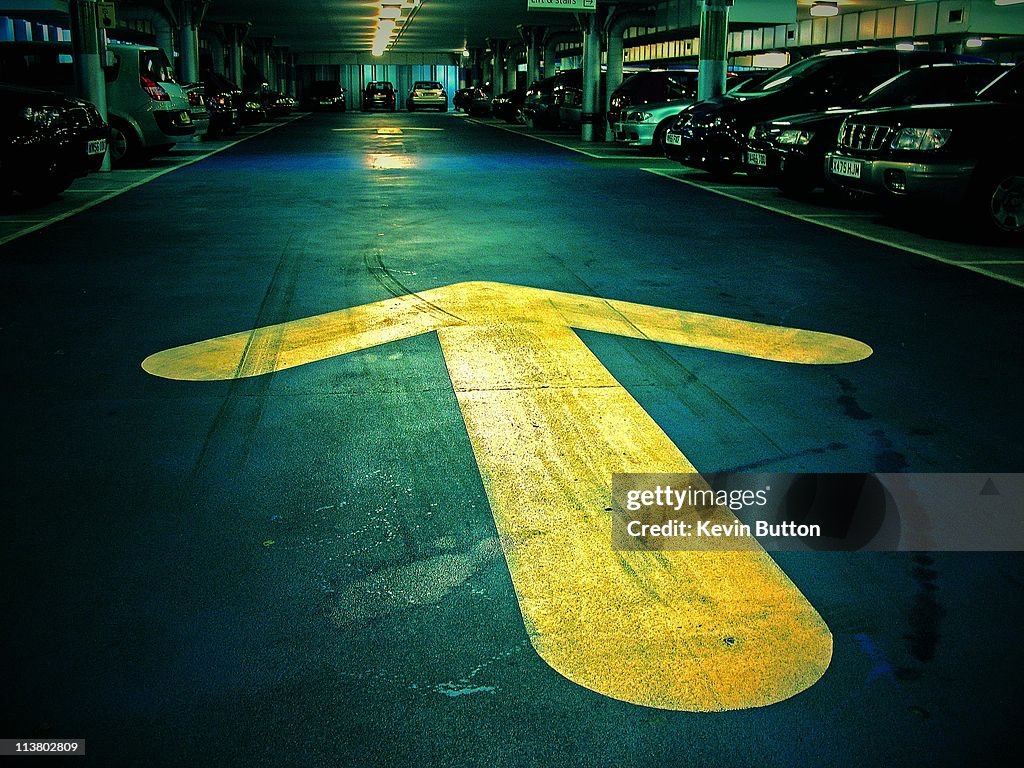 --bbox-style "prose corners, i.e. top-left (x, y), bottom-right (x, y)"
top-left (1, 110), bottom-right (1022, 767)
